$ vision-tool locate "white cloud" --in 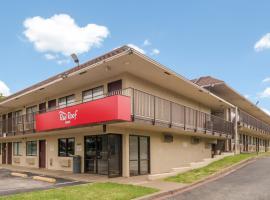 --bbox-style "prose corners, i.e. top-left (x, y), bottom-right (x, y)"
top-left (57, 59), bottom-right (70, 65)
top-left (262, 108), bottom-right (270, 116)
top-left (262, 77), bottom-right (270, 83)
top-left (259, 87), bottom-right (270, 98)
top-left (143, 39), bottom-right (151, 46)
top-left (23, 14), bottom-right (110, 57)
top-left (254, 33), bottom-right (270, 51)
top-left (44, 53), bottom-right (58, 60)
top-left (127, 44), bottom-right (146, 54)
top-left (150, 48), bottom-right (160, 55)
top-left (0, 80), bottom-right (11, 96)
top-left (244, 94), bottom-right (250, 99)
